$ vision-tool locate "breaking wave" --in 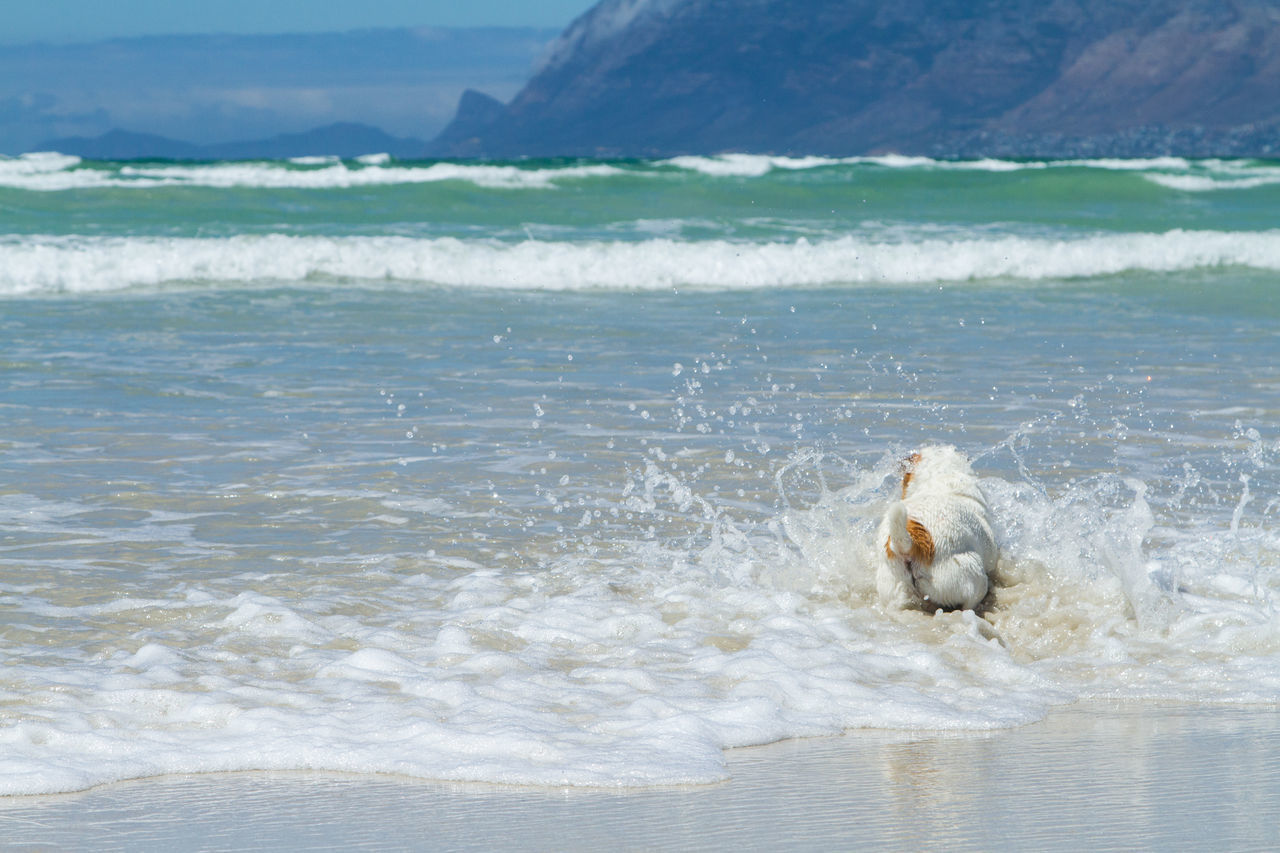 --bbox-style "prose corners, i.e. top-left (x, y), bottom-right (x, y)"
top-left (3, 150), bottom-right (1279, 191)
top-left (0, 152), bottom-right (626, 191)
top-left (4, 229), bottom-right (1280, 295)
